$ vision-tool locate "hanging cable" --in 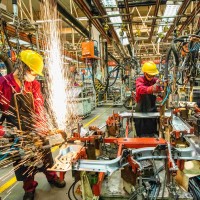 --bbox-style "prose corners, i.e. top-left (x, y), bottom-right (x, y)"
top-left (27, 33), bottom-right (34, 50)
top-left (2, 20), bottom-right (12, 50)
